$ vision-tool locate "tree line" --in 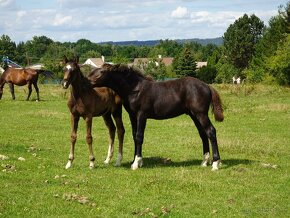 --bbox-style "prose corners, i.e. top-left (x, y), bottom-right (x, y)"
top-left (0, 1), bottom-right (289, 85)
